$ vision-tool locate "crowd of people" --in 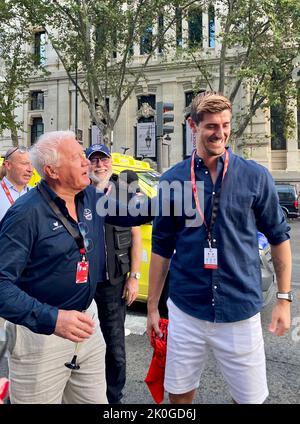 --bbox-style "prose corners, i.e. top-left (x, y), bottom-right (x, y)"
top-left (0, 91), bottom-right (292, 405)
